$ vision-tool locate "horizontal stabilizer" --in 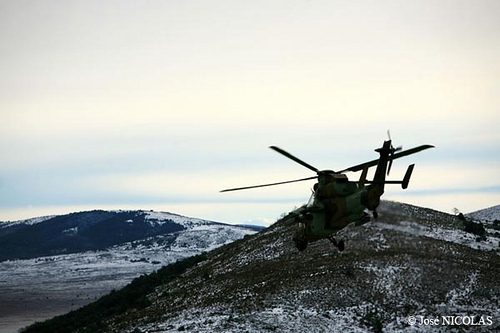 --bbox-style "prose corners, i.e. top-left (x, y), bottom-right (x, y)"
top-left (360, 164), bottom-right (415, 189)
